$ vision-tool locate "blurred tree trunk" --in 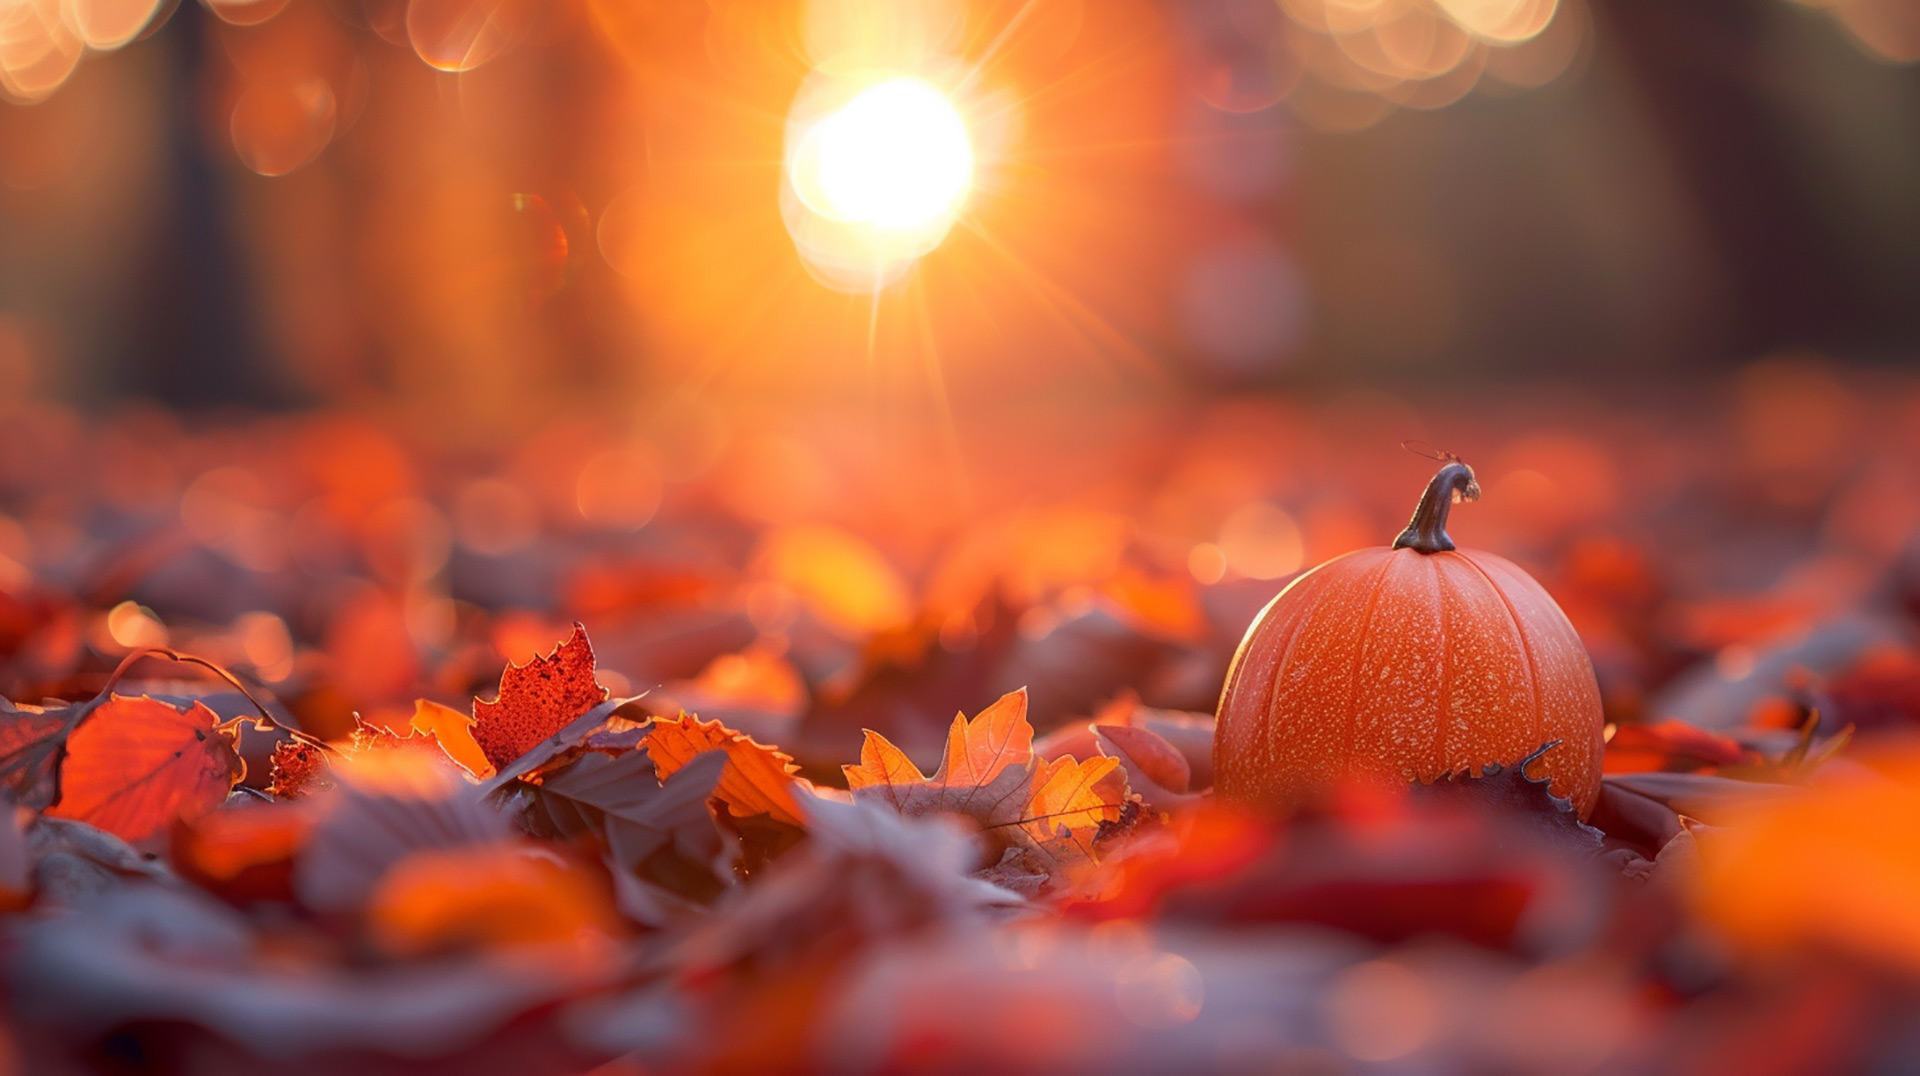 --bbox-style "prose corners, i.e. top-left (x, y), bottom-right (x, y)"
top-left (1599, 0), bottom-right (1898, 358)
